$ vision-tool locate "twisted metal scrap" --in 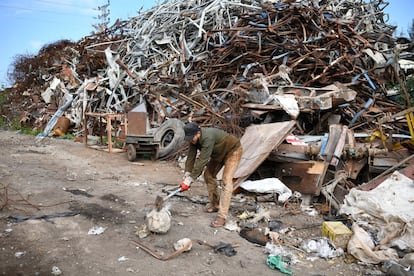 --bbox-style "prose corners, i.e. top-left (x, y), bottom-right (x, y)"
top-left (89, 0), bottom-right (395, 132)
